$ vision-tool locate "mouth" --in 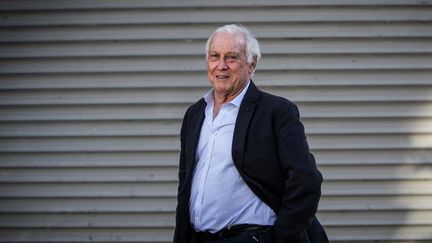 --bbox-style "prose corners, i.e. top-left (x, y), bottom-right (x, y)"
top-left (216, 75), bottom-right (230, 80)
